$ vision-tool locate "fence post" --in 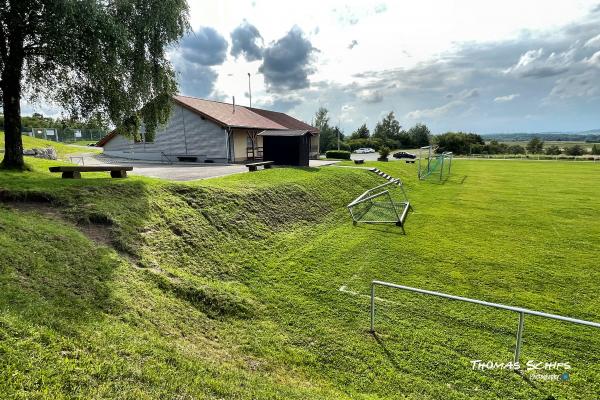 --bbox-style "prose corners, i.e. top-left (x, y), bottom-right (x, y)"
top-left (514, 312), bottom-right (525, 363)
top-left (370, 283), bottom-right (376, 333)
